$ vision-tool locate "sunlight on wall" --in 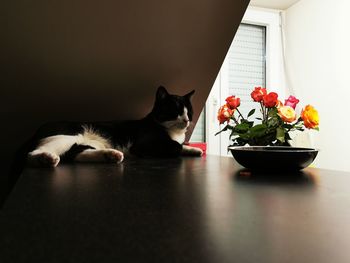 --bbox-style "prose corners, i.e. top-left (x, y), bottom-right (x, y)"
top-left (284, 0), bottom-right (350, 172)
